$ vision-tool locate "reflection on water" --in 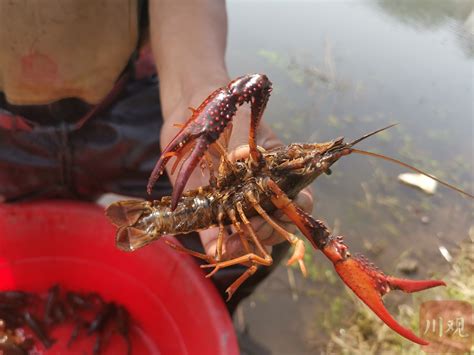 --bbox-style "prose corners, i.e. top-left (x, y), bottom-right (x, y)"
top-left (375, 0), bottom-right (473, 29)
top-left (226, 0), bottom-right (473, 353)
top-left (374, 0), bottom-right (474, 57)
